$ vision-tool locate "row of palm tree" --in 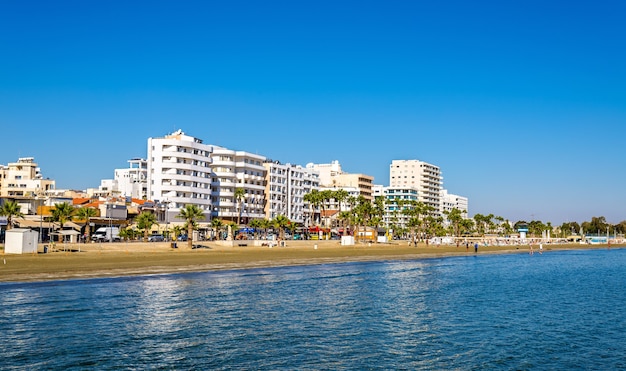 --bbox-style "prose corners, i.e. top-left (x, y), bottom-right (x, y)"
top-left (0, 201), bottom-right (208, 249)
